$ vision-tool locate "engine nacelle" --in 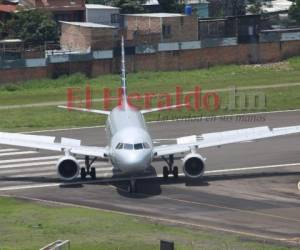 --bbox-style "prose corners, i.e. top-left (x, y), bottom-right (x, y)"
top-left (182, 153), bottom-right (205, 178)
top-left (56, 156), bottom-right (80, 181)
